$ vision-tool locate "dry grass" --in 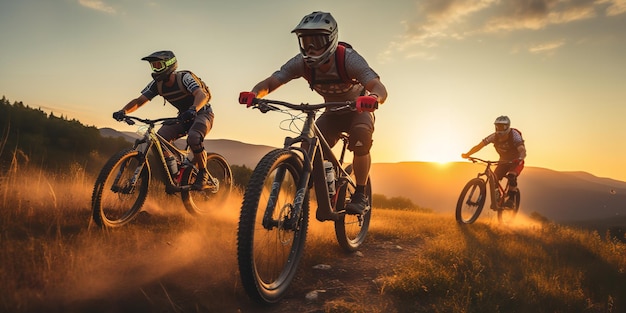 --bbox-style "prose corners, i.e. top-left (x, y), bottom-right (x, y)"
top-left (1, 165), bottom-right (625, 313)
